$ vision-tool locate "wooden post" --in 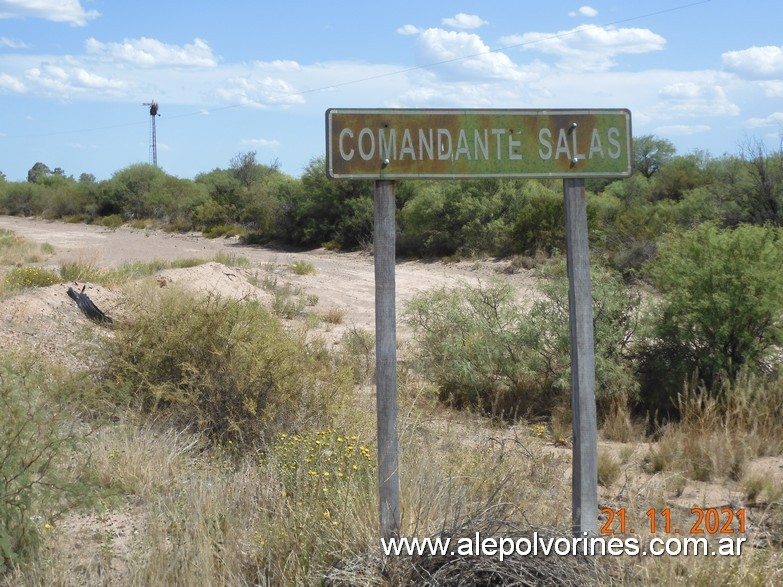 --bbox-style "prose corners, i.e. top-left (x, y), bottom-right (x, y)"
top-left (374, 179), bottom-right (401, 540)
top-left (563, 178), bottom-right (598, 536)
